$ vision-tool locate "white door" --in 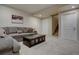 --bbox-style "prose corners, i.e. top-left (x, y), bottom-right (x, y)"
top-left (60, 11), bottom-right (77, 40)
